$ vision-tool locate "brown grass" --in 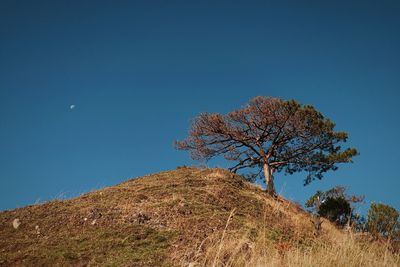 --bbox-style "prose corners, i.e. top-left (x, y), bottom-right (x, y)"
top-left (194, 207), bottom-right (400, 267)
